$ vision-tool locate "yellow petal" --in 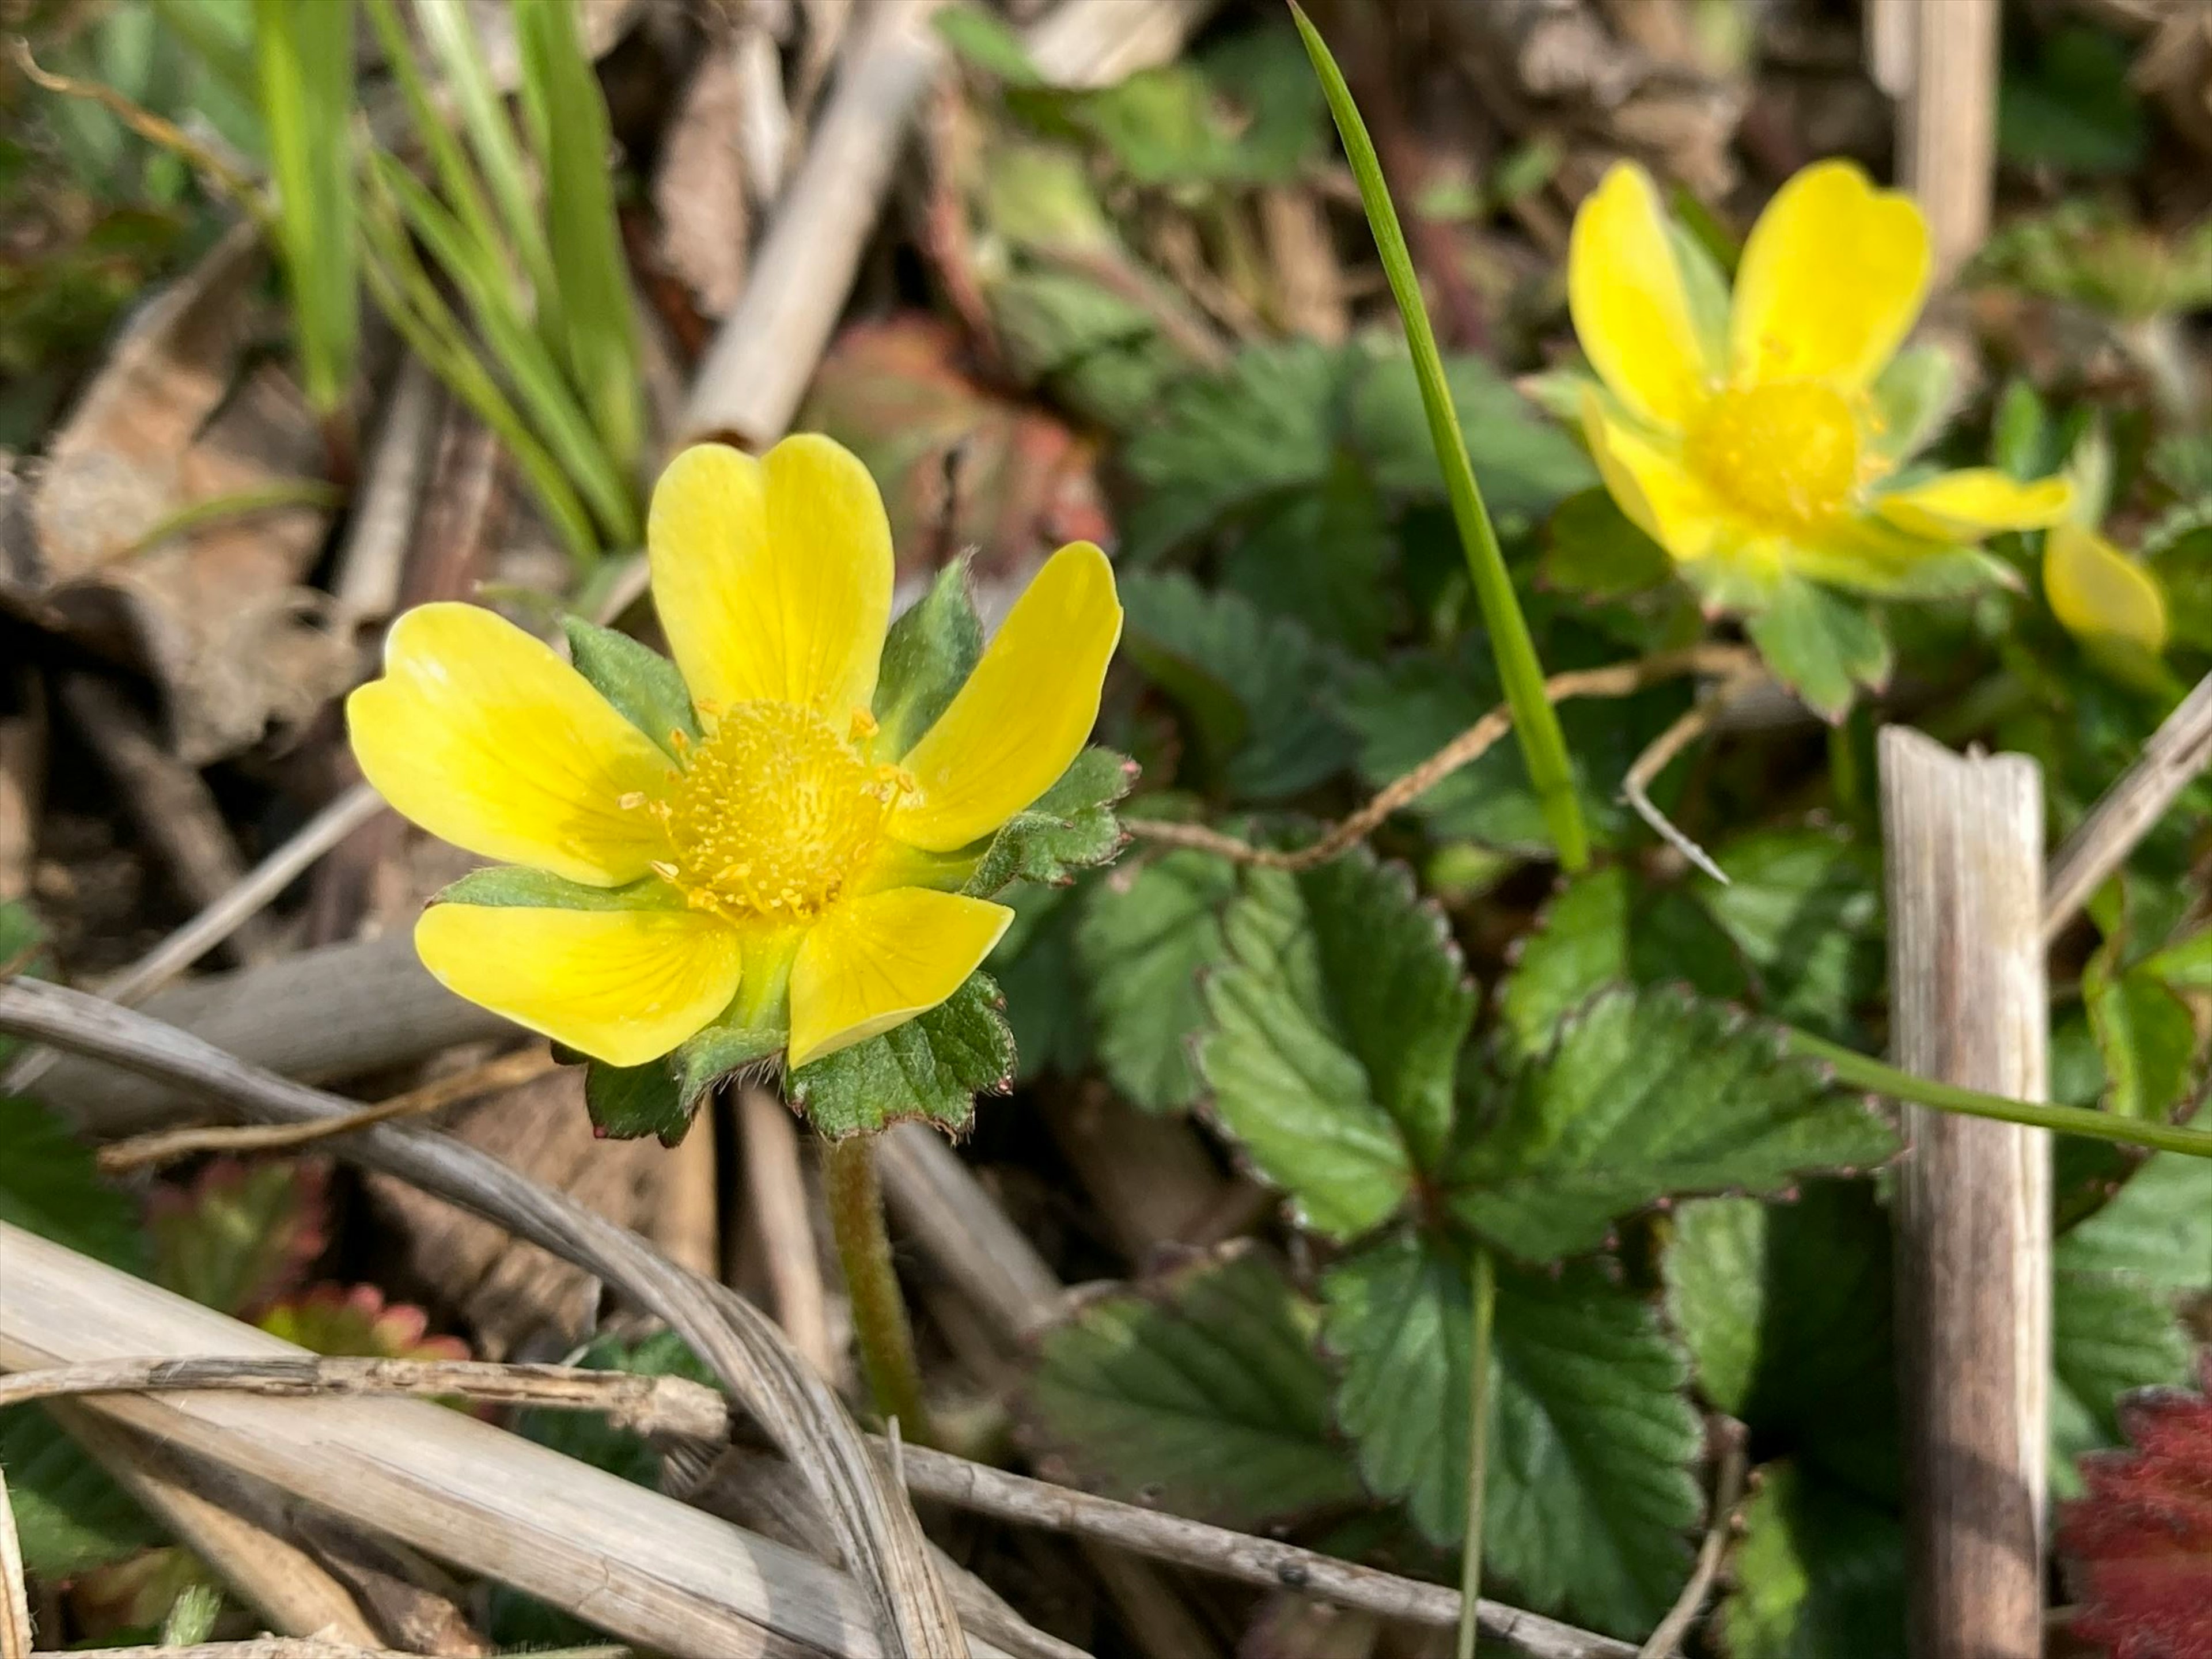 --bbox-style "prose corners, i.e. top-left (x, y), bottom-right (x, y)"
top-left (646, 435), bottom-right (894, 715)
top-left (1874, 469), bottom-right (2074, 541)
top-left (415, 904), bottom-right (741, 1067)
top-left (1581, 391), bottom-right (1728, 565)
top-left (787, 887), bottom-right (1013, 1068)
top-left (347, 603), bottom-right (677, 887)
top-left (1567, 163), bottom-right (1717, 431)
top-left (1730, 161), bottom-right (1930, 389)
top-left (889, 540), bottom-right (1122, 854)
top-left (2046, 522), bottom-right (2169, 657)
